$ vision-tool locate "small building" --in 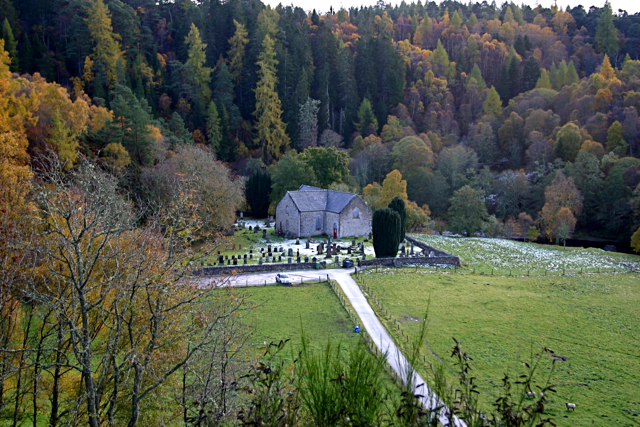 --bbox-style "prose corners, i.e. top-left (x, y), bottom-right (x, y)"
top-left (276, 185), bottom-right (372, 238)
